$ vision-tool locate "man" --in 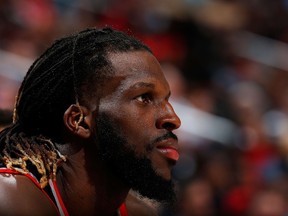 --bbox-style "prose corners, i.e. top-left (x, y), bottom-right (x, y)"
top-left (0, 27), bottom-right (181, 215)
